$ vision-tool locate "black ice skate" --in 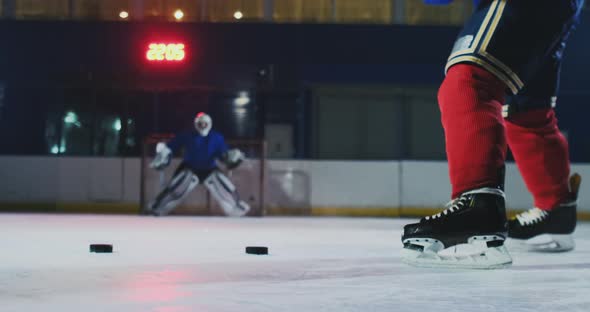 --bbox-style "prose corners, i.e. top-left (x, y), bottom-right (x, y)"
top-left (401, 188), bottom-right (512, 269)
top-left (508, 173), bottom-right (581, 252)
